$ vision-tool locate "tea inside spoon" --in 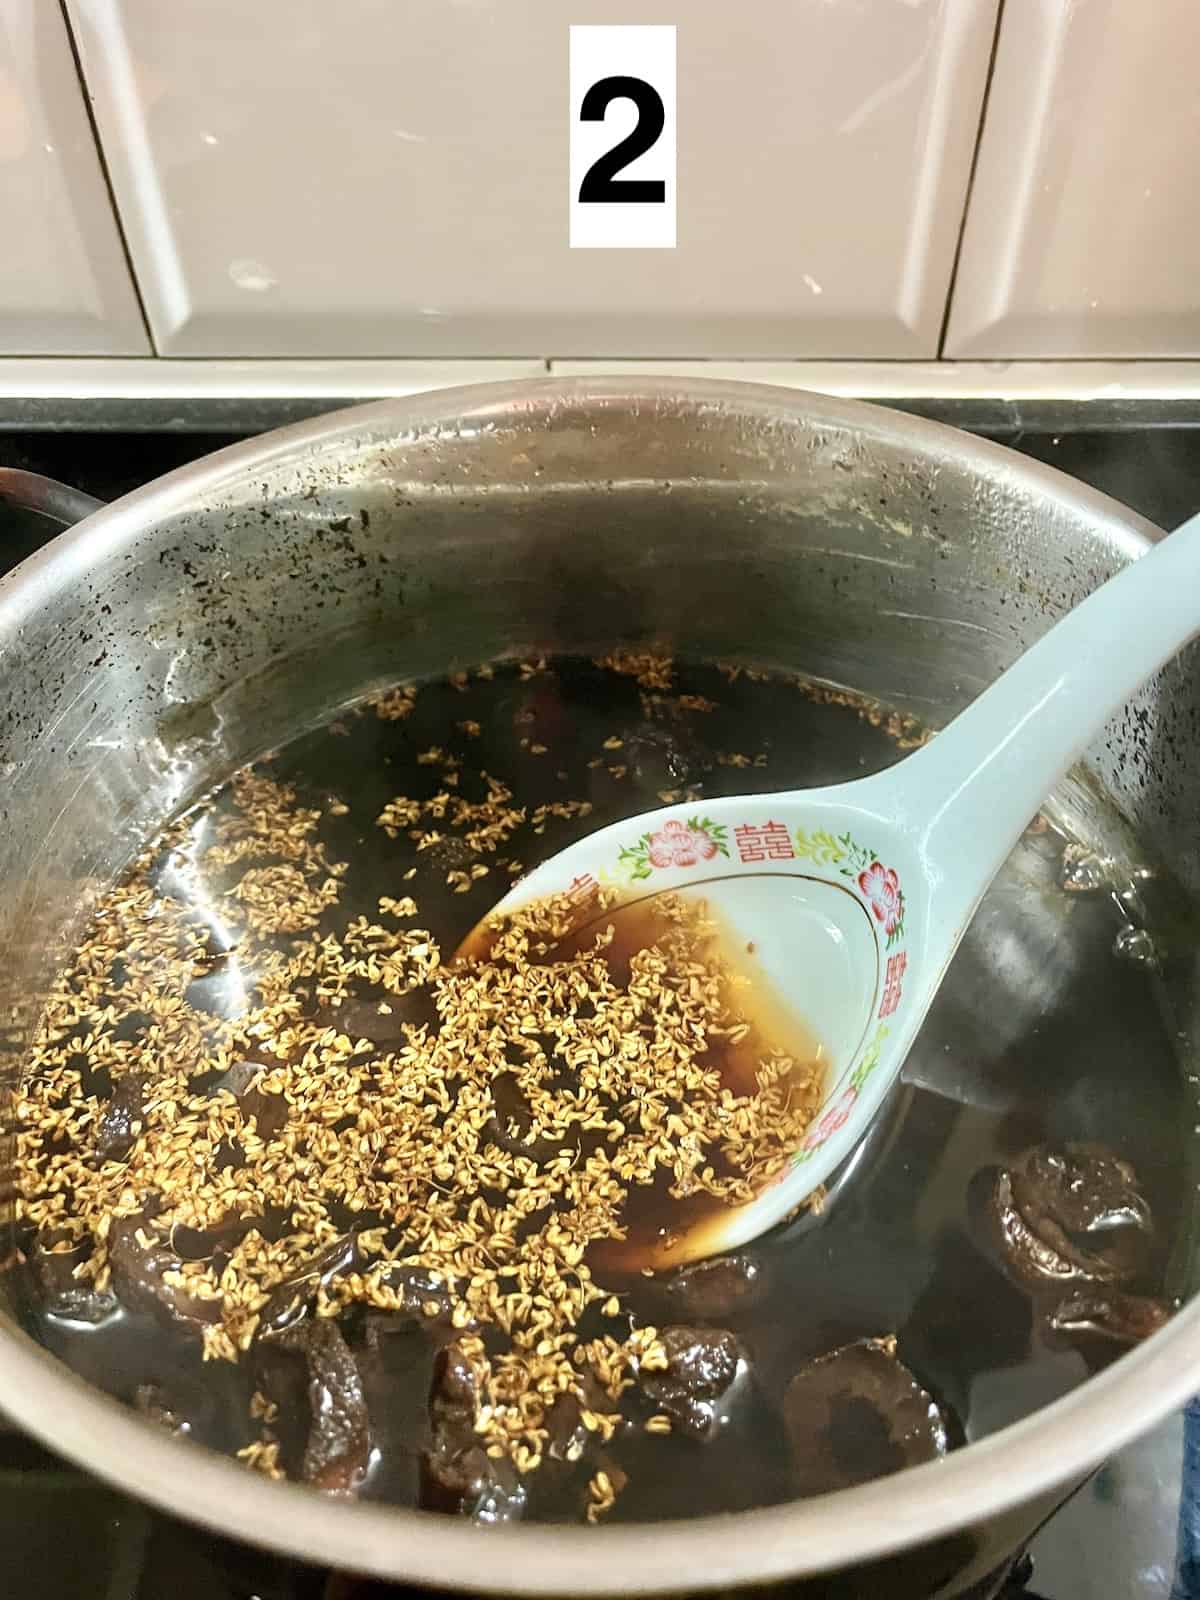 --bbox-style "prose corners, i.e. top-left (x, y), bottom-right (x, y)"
top-left (459, 509), bottom-right (1200, 1265)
